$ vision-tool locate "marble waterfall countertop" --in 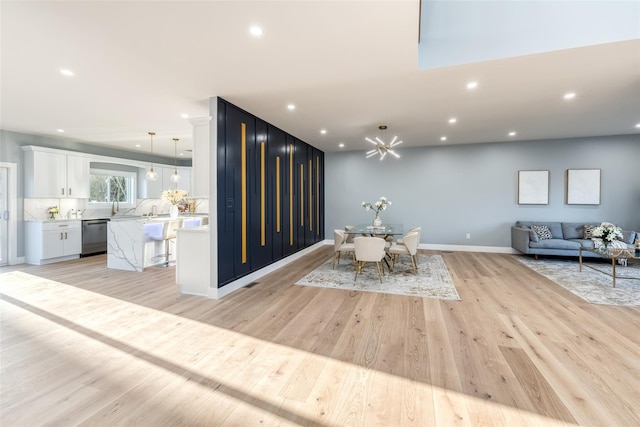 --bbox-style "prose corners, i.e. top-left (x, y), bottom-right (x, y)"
top-left (107, 214), bottom-right (208, 272)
